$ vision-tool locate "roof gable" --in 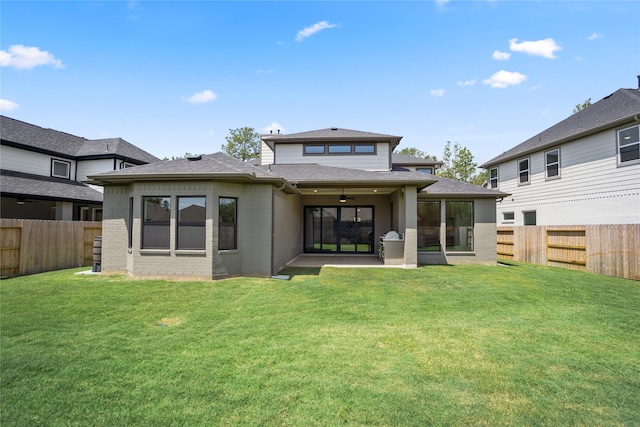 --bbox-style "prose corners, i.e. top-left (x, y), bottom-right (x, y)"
top-left (0, 115), bottom-right (160, 163)
top-left (482, 88), bottom-right (640, 167)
